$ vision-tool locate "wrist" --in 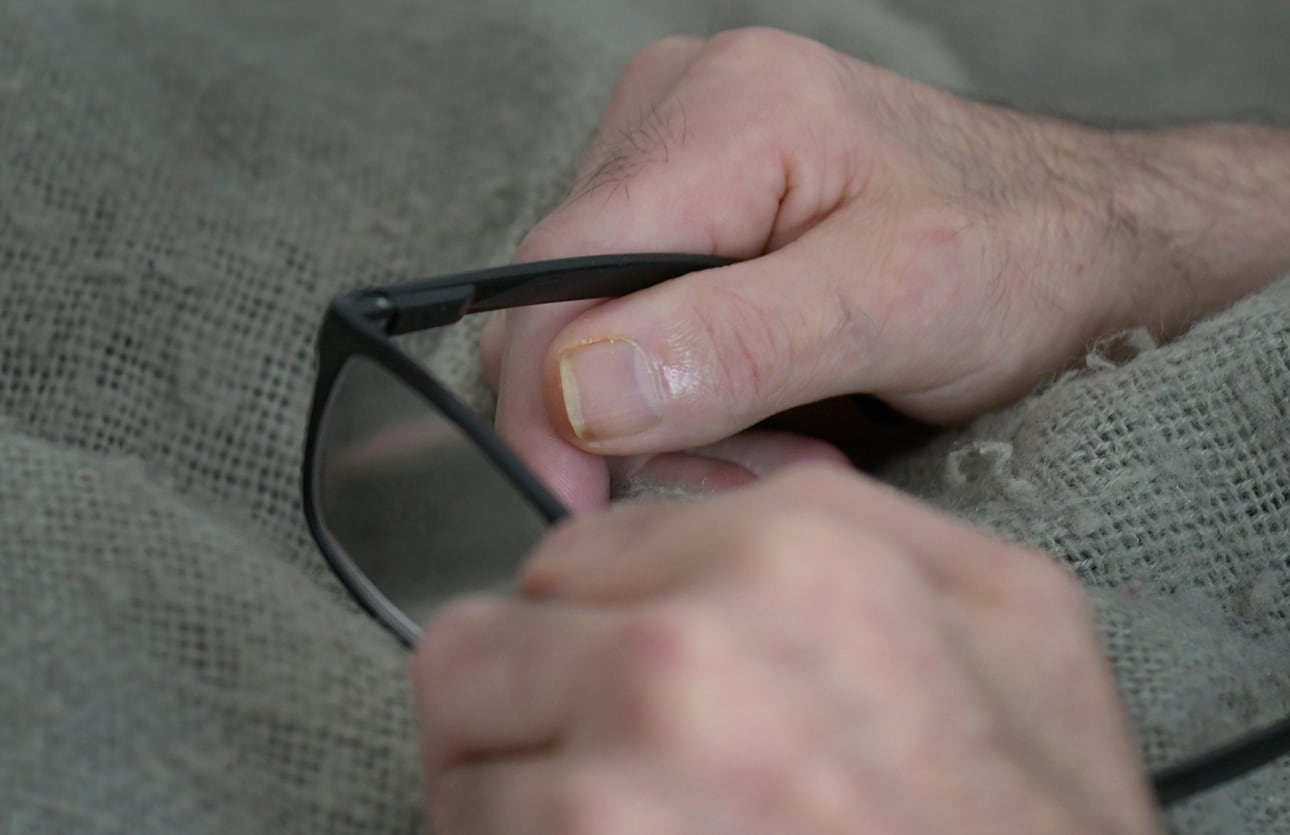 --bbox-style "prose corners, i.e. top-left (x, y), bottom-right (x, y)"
top-left (1099, 123), bottom-right (1290, 337)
